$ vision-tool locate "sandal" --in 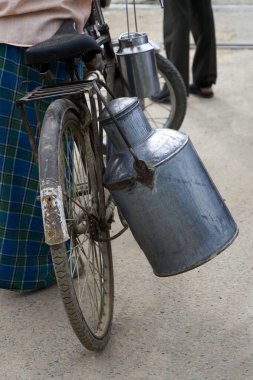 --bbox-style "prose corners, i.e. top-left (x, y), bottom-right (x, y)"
top-left (189, 84), bottom-right (214, 98)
